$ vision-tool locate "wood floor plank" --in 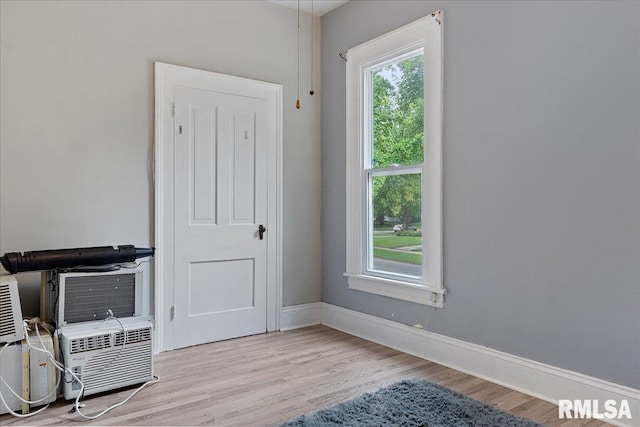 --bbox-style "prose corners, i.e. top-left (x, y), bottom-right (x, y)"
top-left (0, 325), bottom-right (612, 426)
